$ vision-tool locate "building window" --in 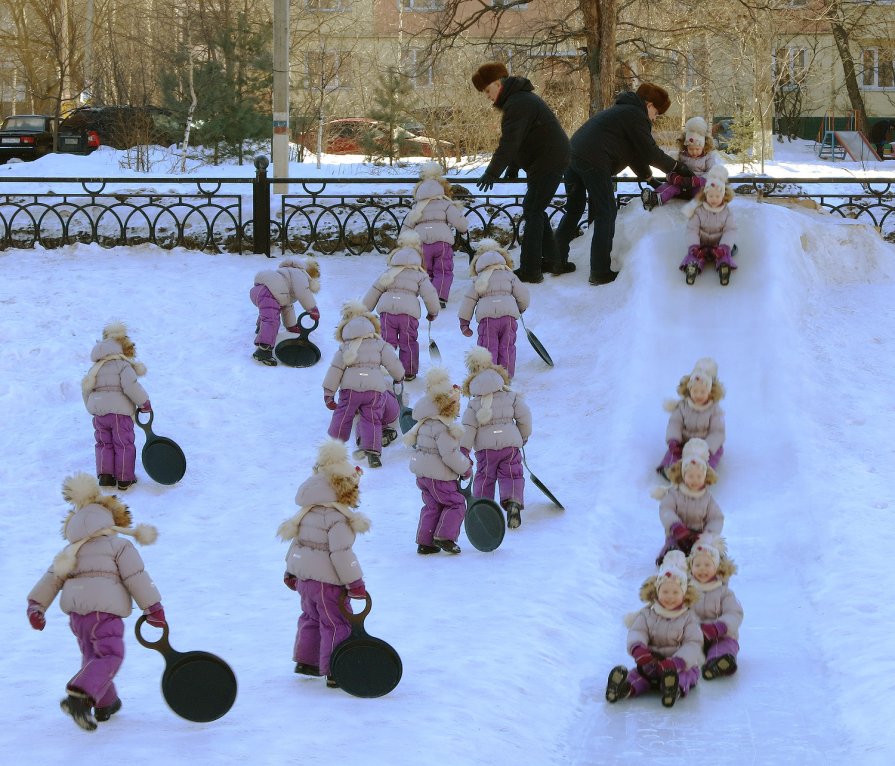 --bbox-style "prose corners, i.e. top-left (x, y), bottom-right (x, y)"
top-left (305, 0), bottom-right (344, 10)
top-left (399, 0), bottom-right (445, 10)
top-left (303, 51), bottom-right (351, 91)
top-left (401, 49), bottom-right (435, 88)
top-left (774, 47), bottom-right (807, 85)
top-left (860, 47), bottom-right (895, 89)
